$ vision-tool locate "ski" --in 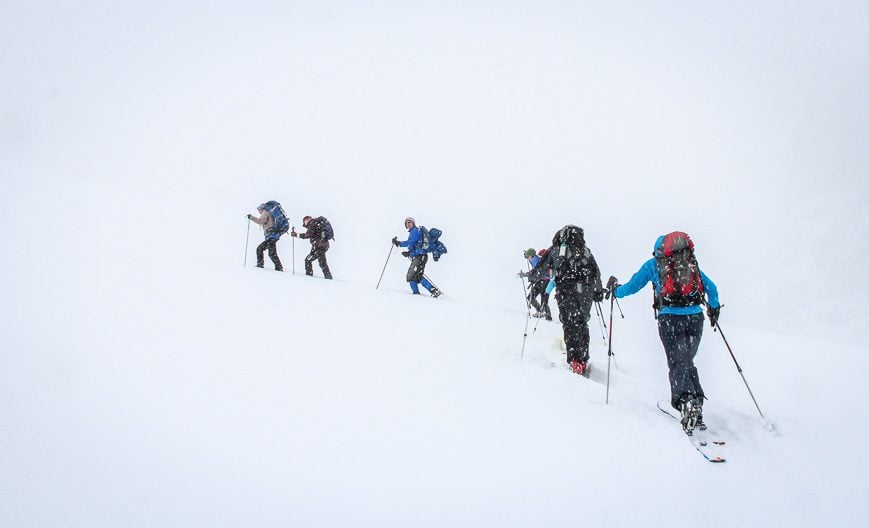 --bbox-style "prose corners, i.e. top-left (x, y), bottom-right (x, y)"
top-left (656, 400), bottom-right (726, 463)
